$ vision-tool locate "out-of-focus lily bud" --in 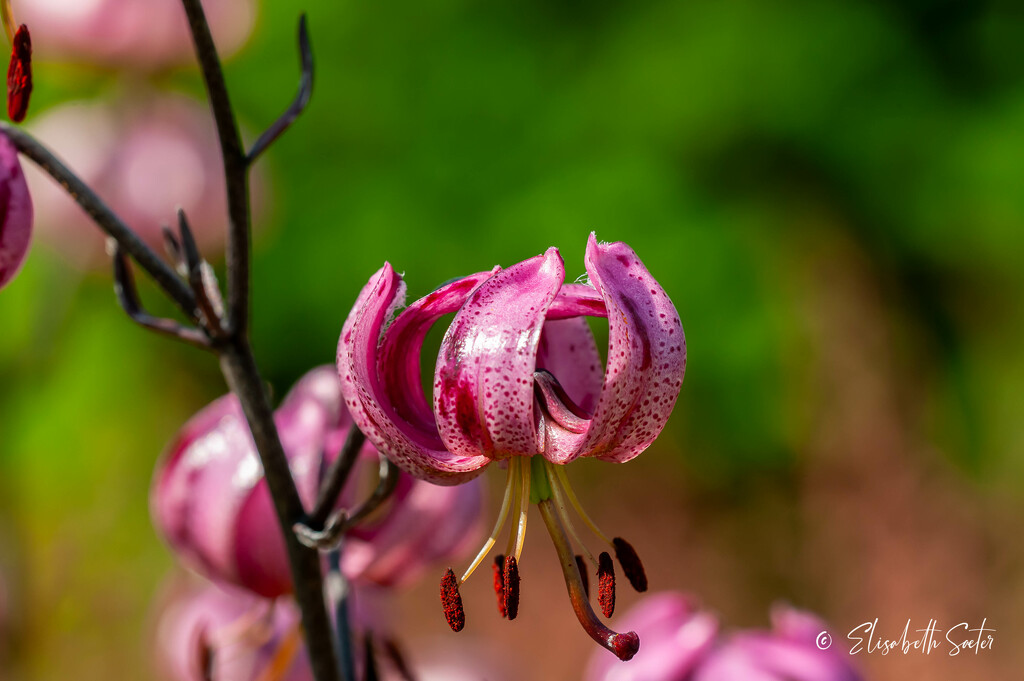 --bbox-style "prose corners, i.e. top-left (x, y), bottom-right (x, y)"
top-left (19, 0), bottom-right (255, 69)
top-left (23, 94), bottom-right (260, 268)
top-left (152, 366), bottom-right (485, 599)
top-left (0, 132), bottom-right (32, 290)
